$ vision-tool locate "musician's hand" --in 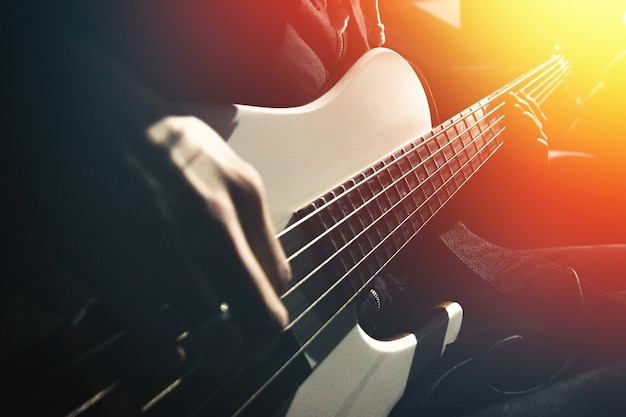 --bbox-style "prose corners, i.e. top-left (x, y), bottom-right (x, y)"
top-left (143, 115), bottom-right (291, 369)
top-left (502, 91), bottom-right (549, 175)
